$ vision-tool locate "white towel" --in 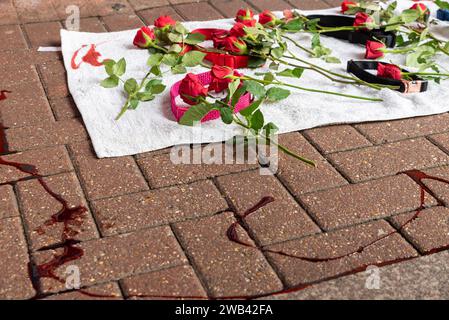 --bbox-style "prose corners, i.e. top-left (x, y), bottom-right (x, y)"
top-left (60, 1), bottom-right (449, 158)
